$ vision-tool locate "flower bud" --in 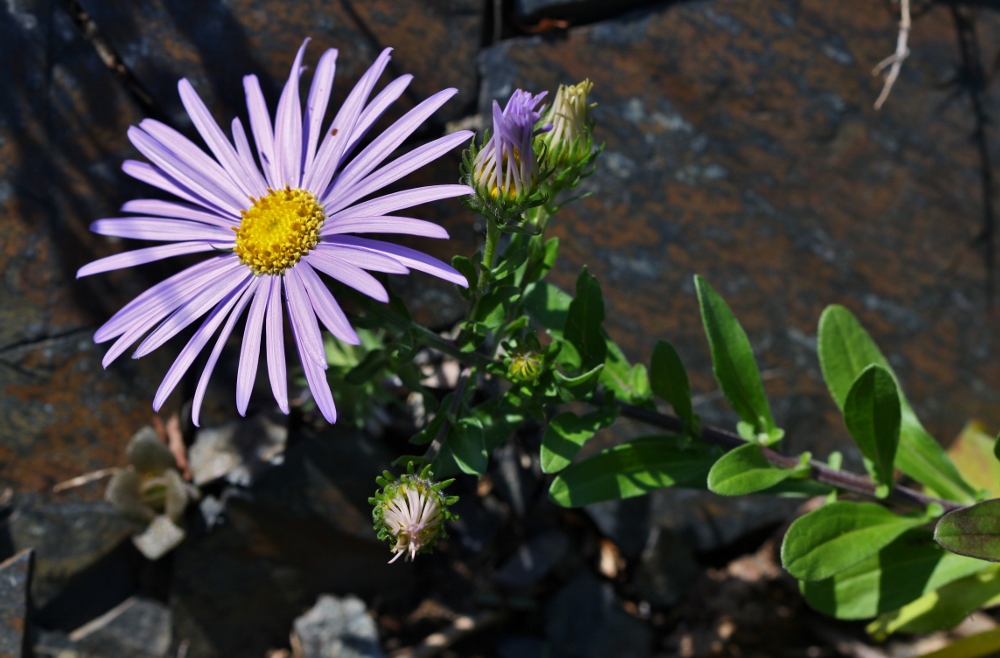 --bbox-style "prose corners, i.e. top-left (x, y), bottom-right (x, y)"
top-left (370, 463), bottom-right (458, 563)
top-left (536, 80), bottom-right (598, 186)
top-left (464, 89), bottom-right (551, 221)
top-left (508, 349), bottom-right (544, 382)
